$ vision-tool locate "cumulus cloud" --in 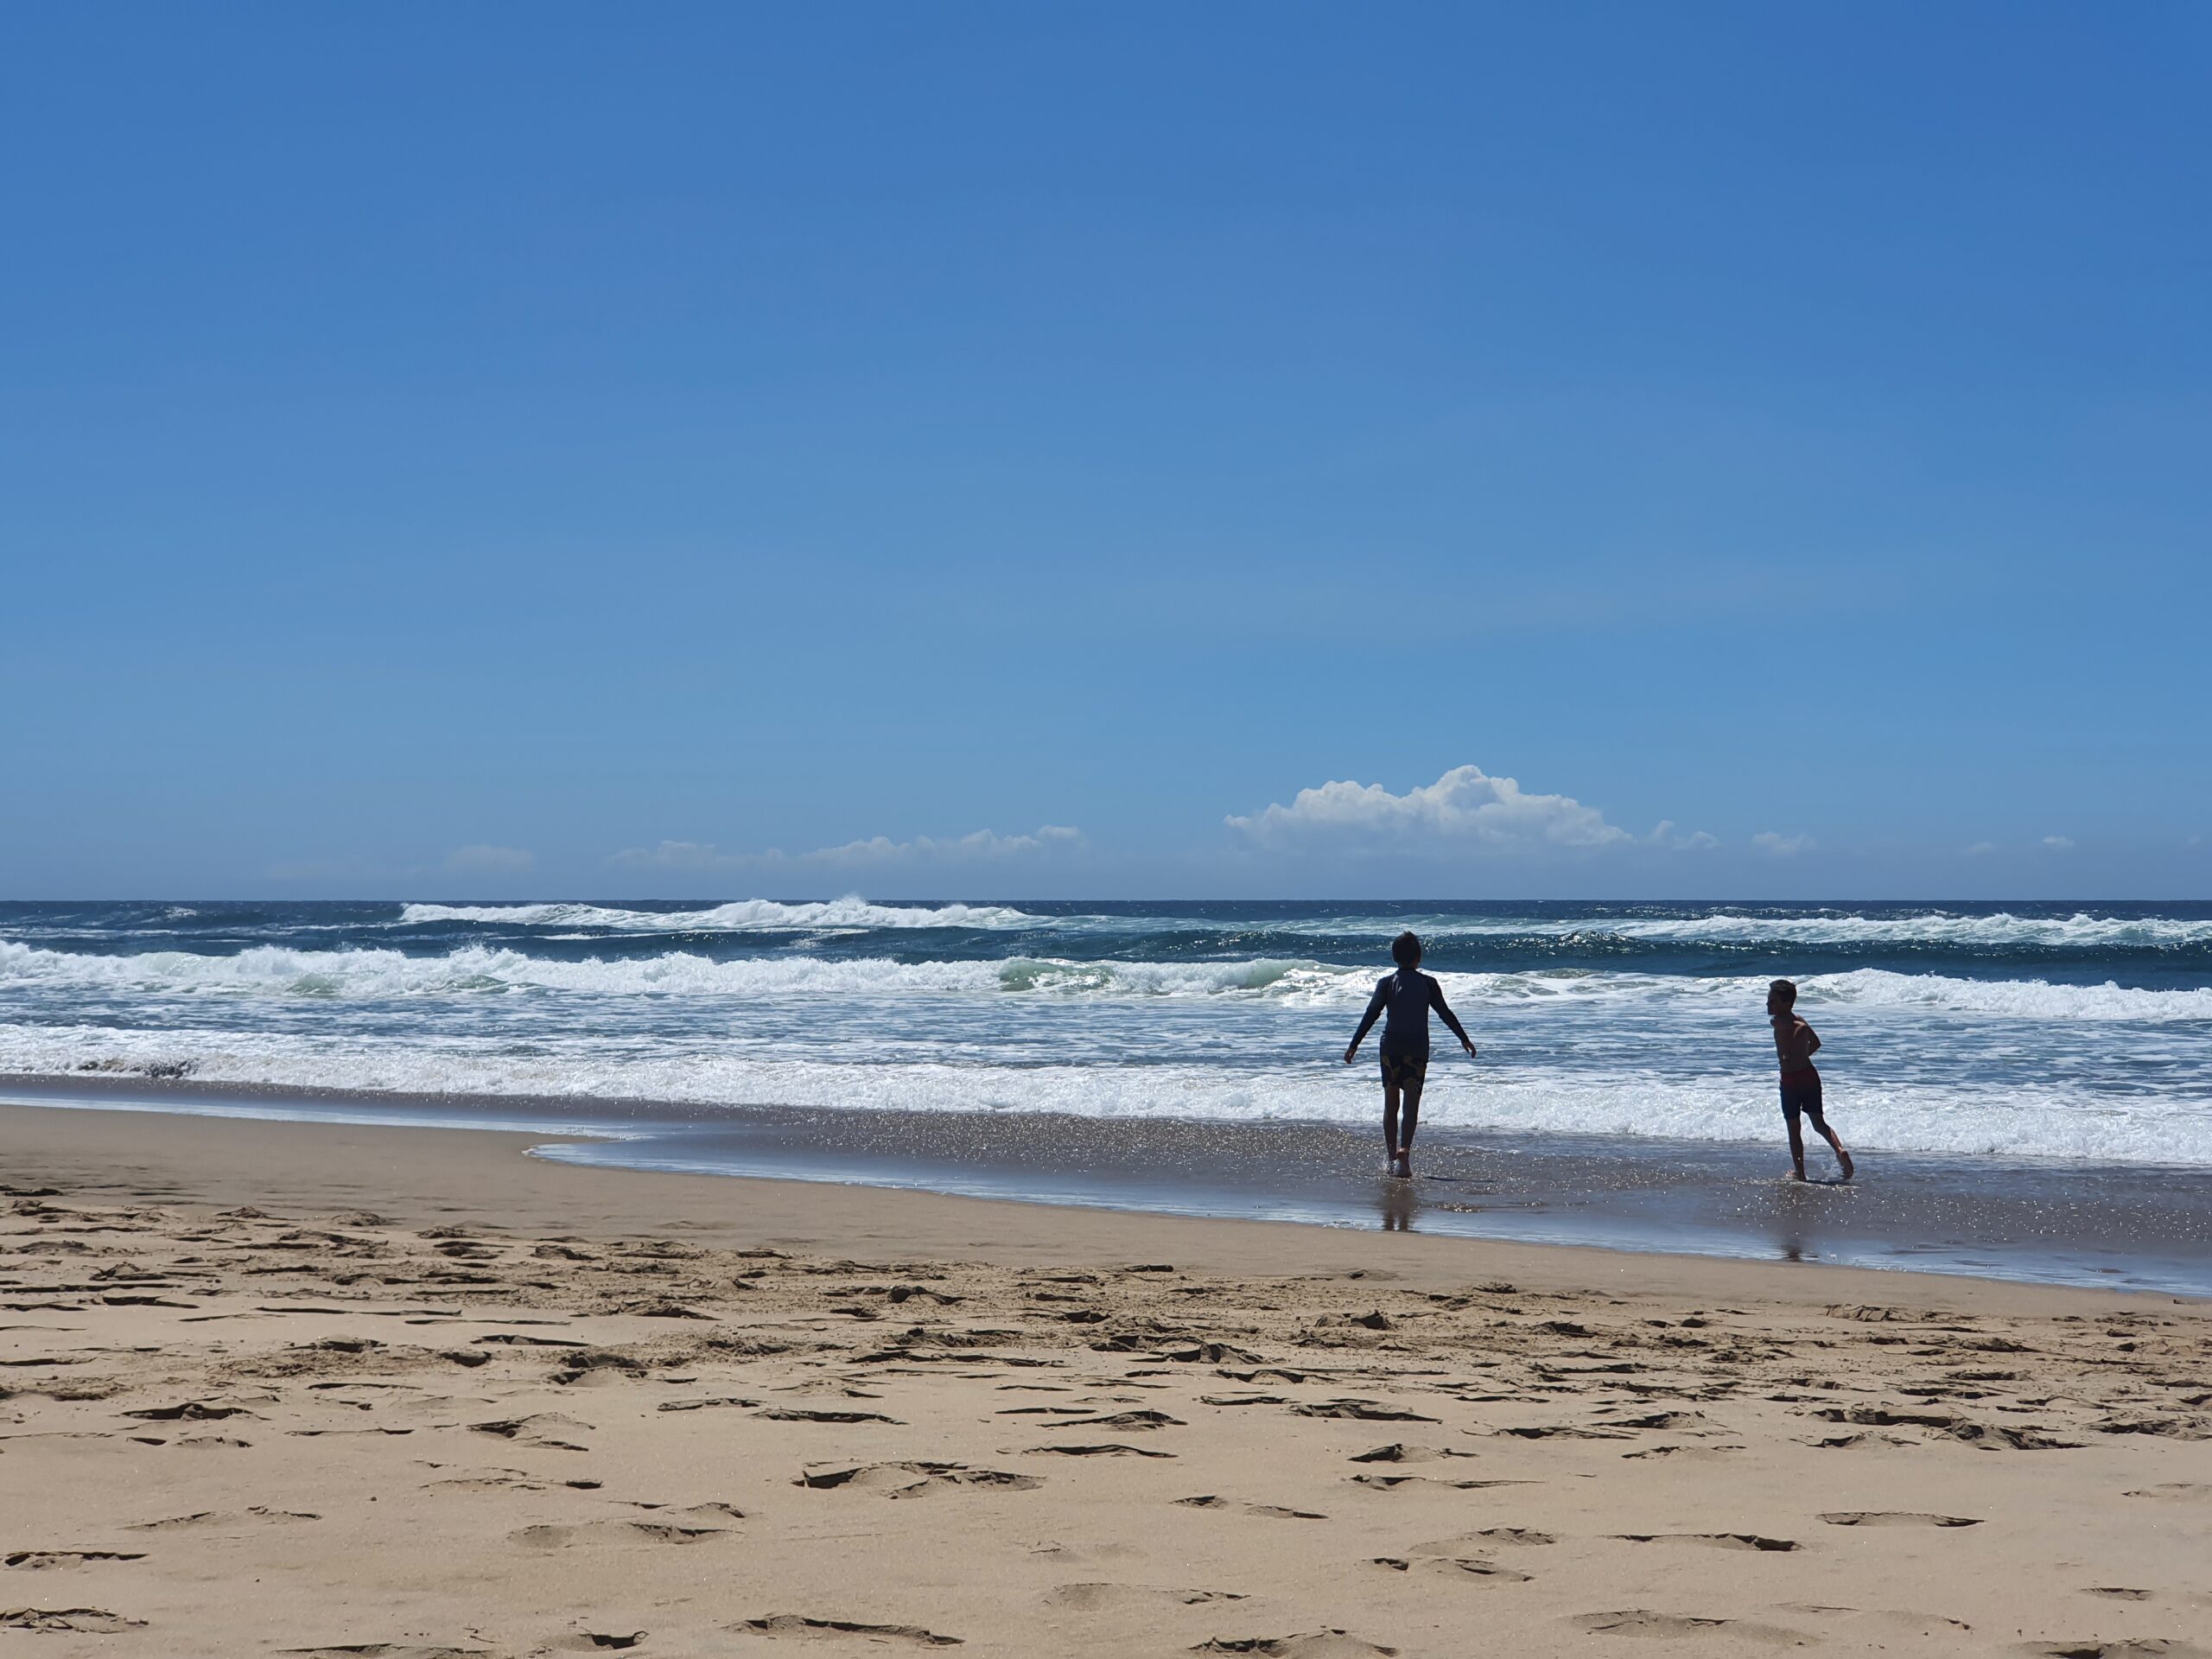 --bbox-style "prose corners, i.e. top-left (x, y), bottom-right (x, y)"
top-left (1649, 821), bottom-right (1719, 851)
top-left (1227, 765), bottom-right (1636, 851)
top-left (2042, 835), bottom-right (2076, 851)
top-left (1967, 841), bottom-right (1998, 856)
top-left (1751, 831), bottom-right (1816, 857)
top-left (442, 843), bottom-right (535, 875)
top-left (609, 825), bottom-right (1082, 872)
